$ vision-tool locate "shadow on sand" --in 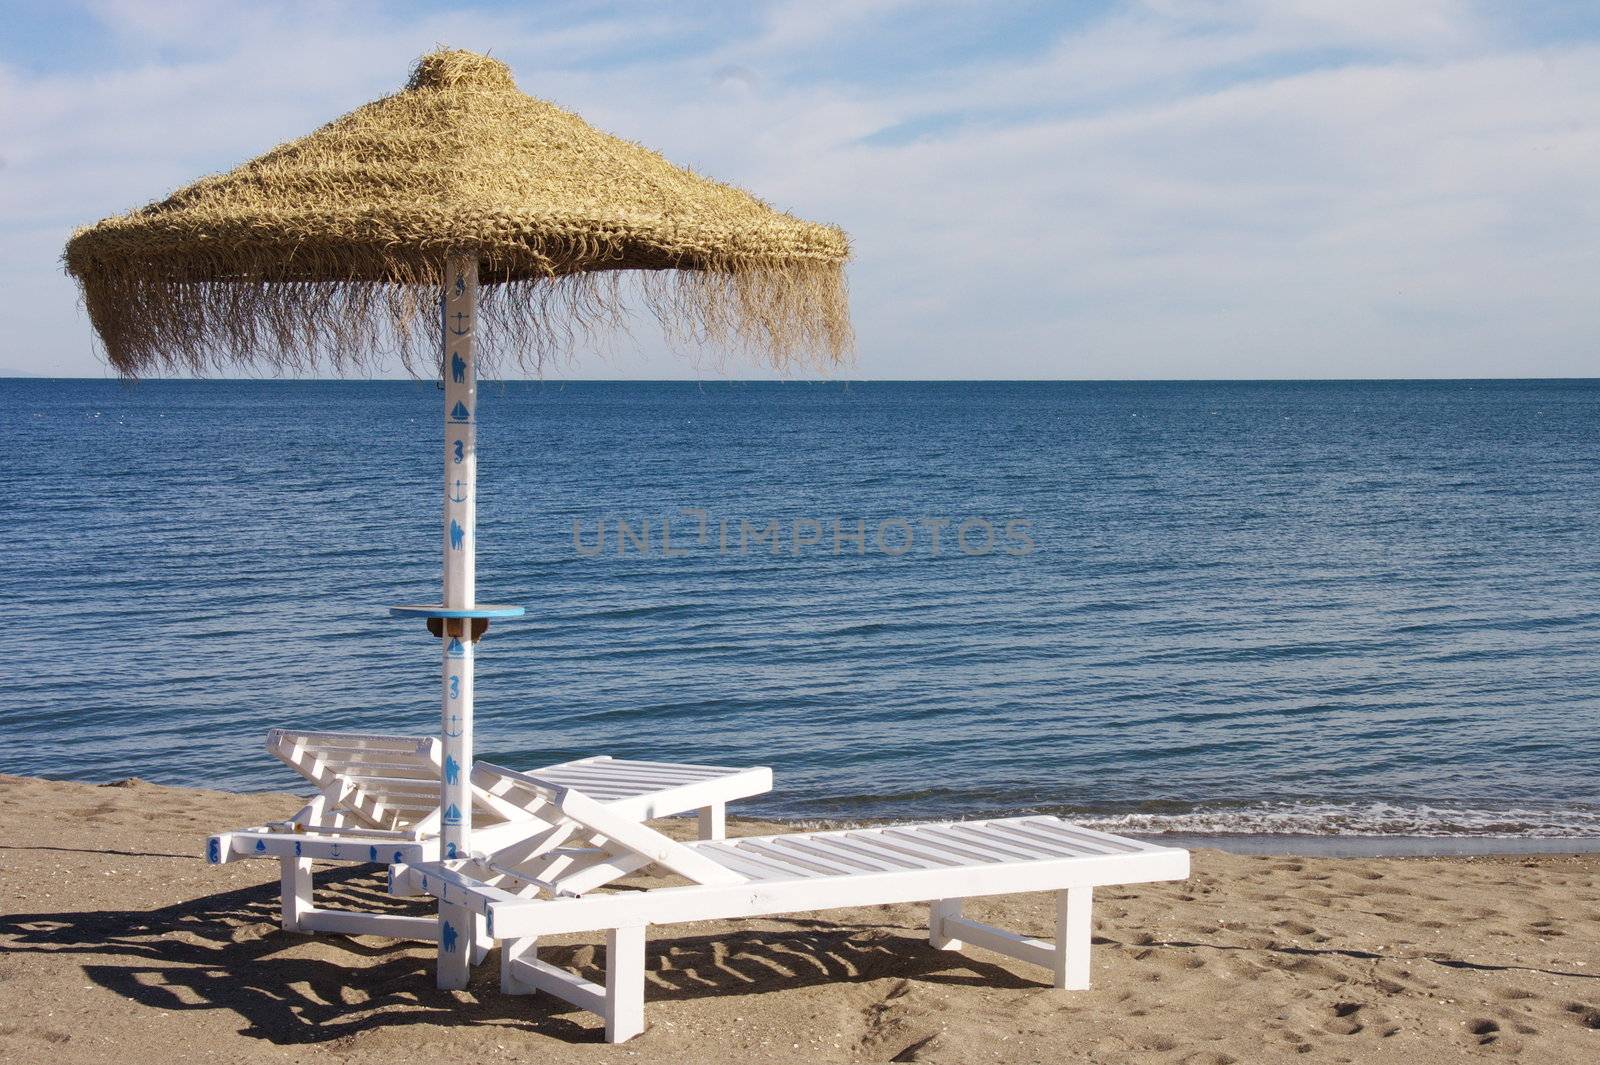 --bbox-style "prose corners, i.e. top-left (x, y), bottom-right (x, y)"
top-left (0, 866), bottom-right (1034, 1045)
